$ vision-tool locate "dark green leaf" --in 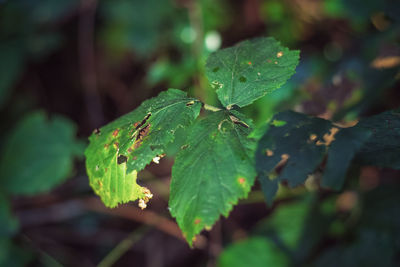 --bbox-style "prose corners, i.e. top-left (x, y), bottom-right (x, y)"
top-left (100, 0), bottom-right (175, 56)
top-left (85, 89), bottom-right (201, 208)
top-left (256, 197), bottom-right (311, 249)
top-left (0, 239), bottom-right (32, 267)
top-left (355, 109), bottom-right (400, 169)
top-left (169, 111), bottom-right (256, 245)
top-left (0, 111), bottom-right (83, 195)
top-left (218, 237), bottom-right (289, 267)
top-left (322, 127), bottom-right (372, 190)
top-left (256, 111), bottom-right (332, 204)
top-left (205, 37), bottom-right (299, 108)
